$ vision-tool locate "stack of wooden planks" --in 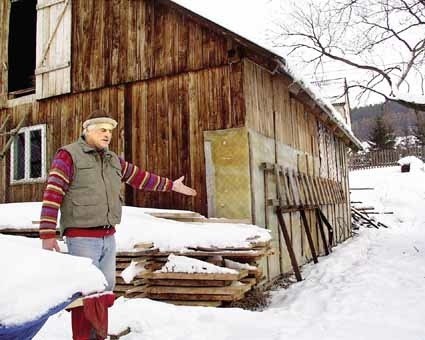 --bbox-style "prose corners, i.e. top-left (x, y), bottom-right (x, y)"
top-left (143, 269), bottom-right (251, 307)
top-left (113, 242), bottom-right (156, 298)
top-left (114, 239), bottom-right (272, 306)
